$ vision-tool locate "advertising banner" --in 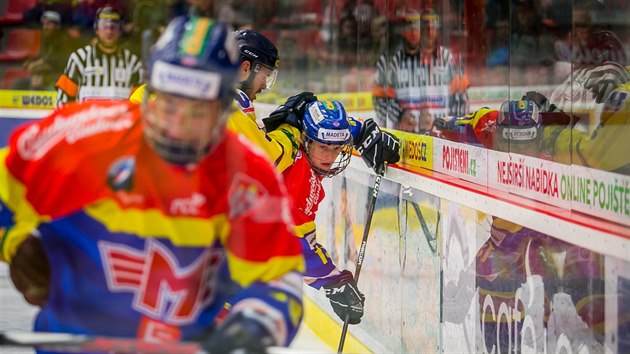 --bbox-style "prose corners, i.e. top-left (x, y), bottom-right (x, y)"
top-left (0, 90), bottom-right (56, 109)
top-left (397, 131), bottom-right (434, 171)
top-left (569, 165), bottom-right (630, 227)
top-left (433, 138), bottom-right (488, 185)
top-left (488, 151), bottom-right (572, 209)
